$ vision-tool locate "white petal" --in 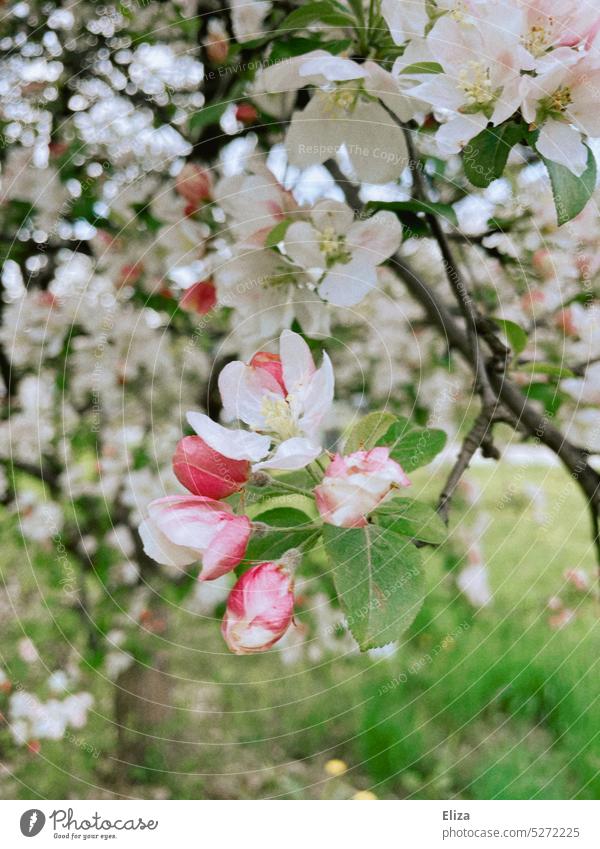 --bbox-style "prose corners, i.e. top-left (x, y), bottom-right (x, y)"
top-left (344, 100), bottom-right (409, 183)
top-left (310, 199), bottom-right (354, 233)
top-left (280, 329), bottom-right (316, 395)
top-left (252, 437), bottom-right (322, 470)
top-left (218, 360), bottom-right (283, 427)
top-left (318, 255), bottom-right (378, 306)
top-left (284, 221), bottom-right (324, 269)
top-left (298, 351), bottom-right (335, 437)
top-left (363, 60), bottom-right (416, 121)
top-left (139, 518), bottom-right (198, 567)
top-left (285, 95), bottom-right (345, 169)
top-left (348, 210), bottom-right (402, 264)
top-left (186, 411), bottom-right (270, 461)
top-left (436, 113), bottom-right (489, 155)
top-left (536, 121), bottom-right (588, 176)
top-left (299, 53), bottom-right (366, 83)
